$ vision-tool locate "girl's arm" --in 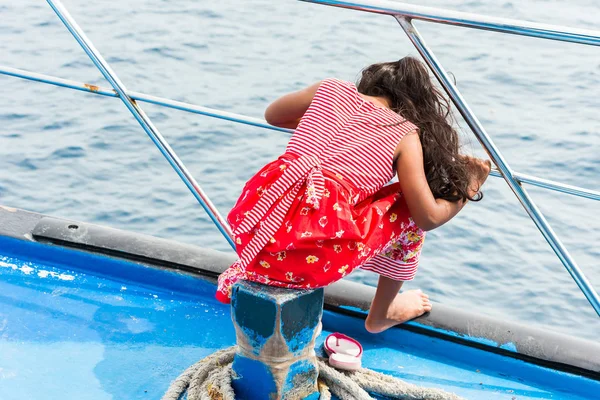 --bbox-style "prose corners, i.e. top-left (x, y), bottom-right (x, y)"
top-left (264, 82), bottom-right (321, 129)
top-left (395, 132), bottom-right (490, 231)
